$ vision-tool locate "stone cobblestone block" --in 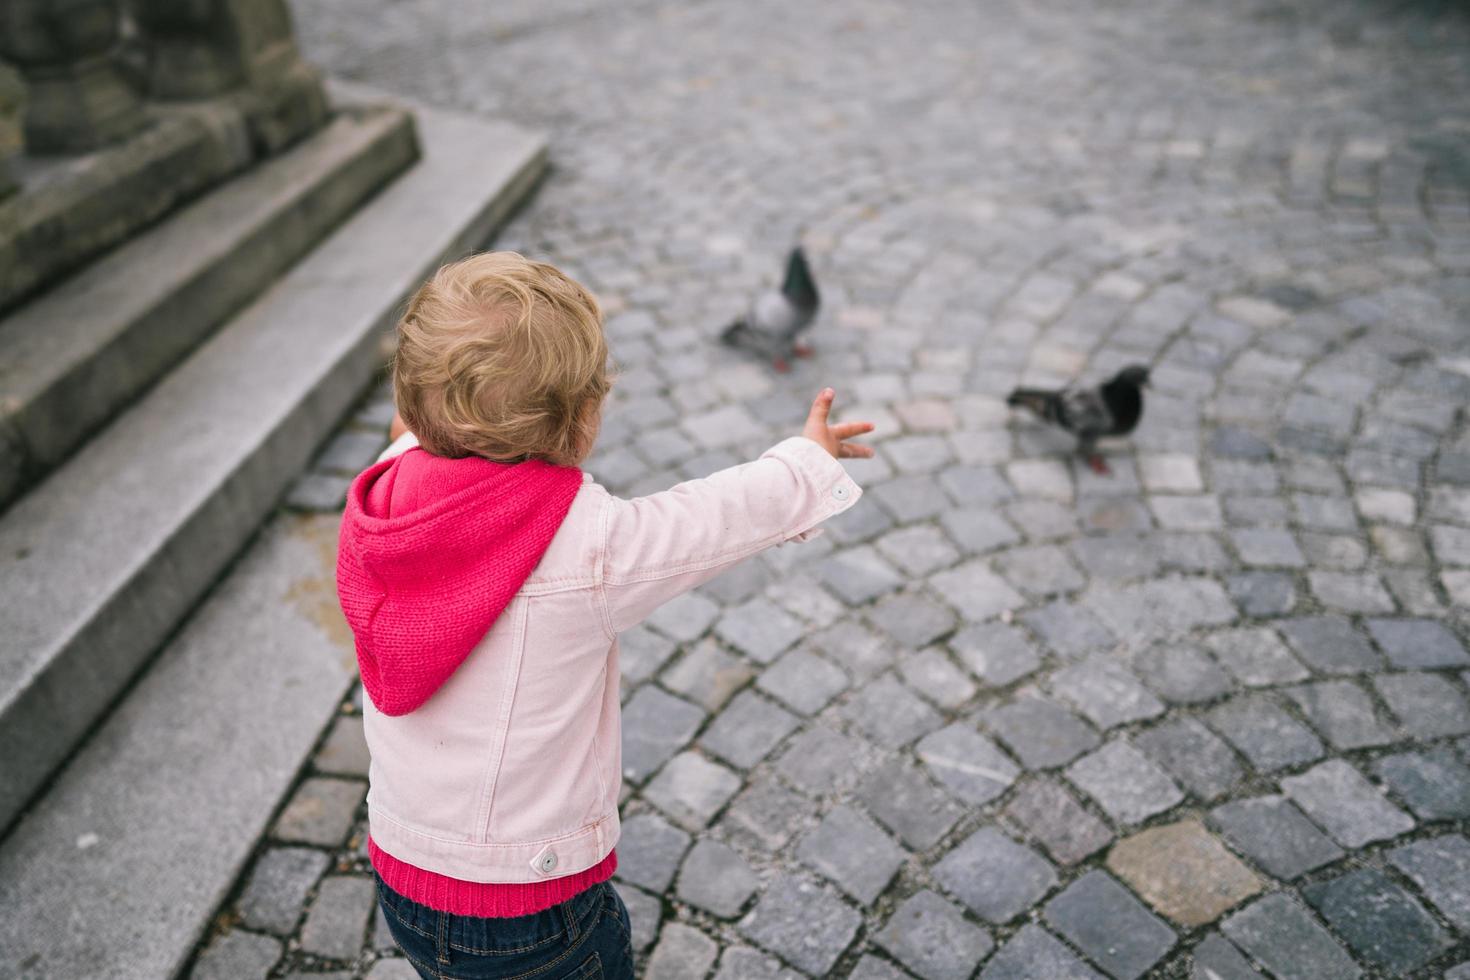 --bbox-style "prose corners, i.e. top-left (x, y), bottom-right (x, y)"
top-left (739, 875), bottom-right (861, 975)
top-left (699, 687), bottom-right (805, 769)
top-left (1206, 694), bottom-right (1324, 773)
top-left (315, 430), bottom-right (387, 474)
top-left (191, 929), bottom-right (282, 980)
top-left (1007, 459), bottom-right (1074, 501)
top-left (1132, 644), bottom-right (1232, 705)
top-left (1140, 453), bottom-right (1204, 493)
top-left (1043, 870), bottom-right (1177, 980)
top-left (721, 775), bottom-right (815, 852)
top-left (1230, 528), bottom-right (1306, 567)
top-left (619, 626), bottom-right (677, 684)
top-left (1023, 599), bottom-right (1111, 658)
top-left (661, 640), bottom-right (753, 713)
top-left (1004, 499), bottom-right (1080, 541)
top-left (647, 592), bottom-right (721, 643)
top-left (1134, 717), bottom-right (1243, 801)
top-left (712, 946), bottom-right (803, 980)
top-left (1000, 778), bottom-right (1112, 865)
top-left (1050, 658), bottom-right (1164, 729)
top-left (620, 686), bottom-right (706, 782)
top-left (676, 839), bottom-right (758, 918)
top-left (1374, 749), bottom-right (1470, 821)
top-left (1366, 617), bottom-right (1470, 669)
top-left (715, 597), bottom-right (804, 663)
top-left (363, 960), bottom-right (418, 980)
top-left (798, 805), bottom-right (906, 905)
top-left (644, 751), bottom-right (741, 830)
top-left (1374, 671), bottom-right (1470, 738)
top-left (986, 697), bottom-right (1100, 769)
top-left (645, 922), bottom-right (718, 980)
top-left (285, 472), bottom-right (353, 511)
top-left (1205, 627), bottom-right (1308, 687)
top-left (615, 812), bottom-right (690, 893)
top-left (872, 474), bottom-right (949, 522)
top-left (314, 714), bottom-right (370, 777)
top-left (1220, 894), bottom-right (1361, 980)
top-left (1083, 577), bottom-right (1236, 642)
top-left (1303, 869), bottom-right (1451, 974)
top-left (1285, 680), bottom-right (1394, 749)
top-left (1066, 739), bottom-right (1184, 825)
top-left (994, 545), bottom-right (1085, 598)
top-left (1308, 571), bottom-right (1395, 613)
top-left (1150, 494), bottom-right (1224, 531)
top-left (237, 846), bottom-right (330, 934)
top-left (1389, 835), bottom-right (1470, 931)
top-left (928, 560), bottom-right (1026, 622)
top-left (1188, 933), bottom-right (1263, 980)
top-left (916, 723), bottom-right (1019, 805)
top-left (1281, 759), bottom-right (1415, 848)
top-left (980, 924), bottom-right (1105, 980)
top-left (1276, 616), bottom-right (1381, 674)
top-left (842, 674), bottom-right (943, 748)
top-left (858, 759), bottom-right (963, 851)
top-left (818, 546), bottom-right (904, 605)
top-left (941, 508), bottom-right (1022, 555)
top-left (776, 726), bottom-right (876, 796)
top-left (1106, 819), bottom-right (1261, 926)
top-left (934, 826), bottom-right (1057, 924)
top-left (274, 777), bottom-right (365, 847)
top-left (1225, 572), bottom-right (1297, 616)
top-left (950, 623), bottom-right (1040, 687)
top-left (875, 525), bottom-right (960, 576)
top-left (299, 875), bottom-right (376, 960)
top-left (867, 592), bottom-right (957, 648)
top-left (899, 648), bottom-right (976, 708)
top-left (875, 889), bottom-right (994, 980)
top-left (1209, 795), bottom-right (1343, 879)
top-left (849, 955), bottom-right (911, 980)
top-left (756, 649), bottom-right (849, 715)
